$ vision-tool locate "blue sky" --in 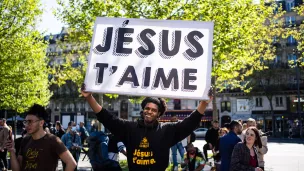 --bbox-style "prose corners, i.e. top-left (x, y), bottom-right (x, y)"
top-left (37, 0), bottom-right (64, 35)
